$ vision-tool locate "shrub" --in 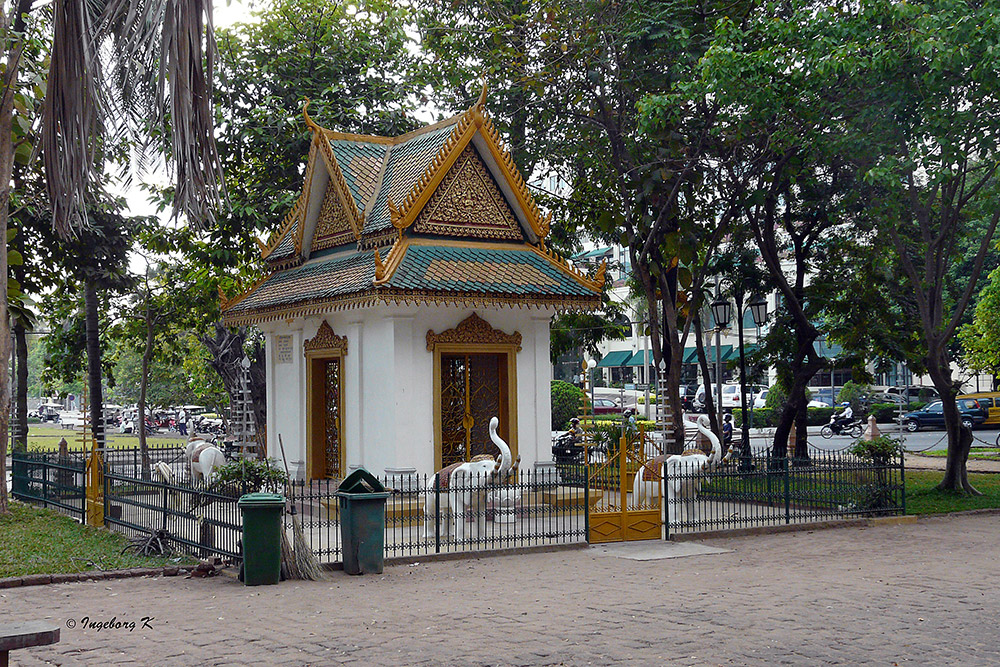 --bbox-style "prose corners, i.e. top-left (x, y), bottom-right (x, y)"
top-left (212, 458), bottom-right (288, 494)
top-left (849, 434), bottom-right (903, 462)
top-left (764, 384), bottom-right (788, 412)
top-left (870, 402), bottom-right (906, 424)
top-left (551, 380), bottom-right (585, 430)
top-left (732, 407), bottom-right (836, 428)
top-left (837, 380), bottom-right (870, 412)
